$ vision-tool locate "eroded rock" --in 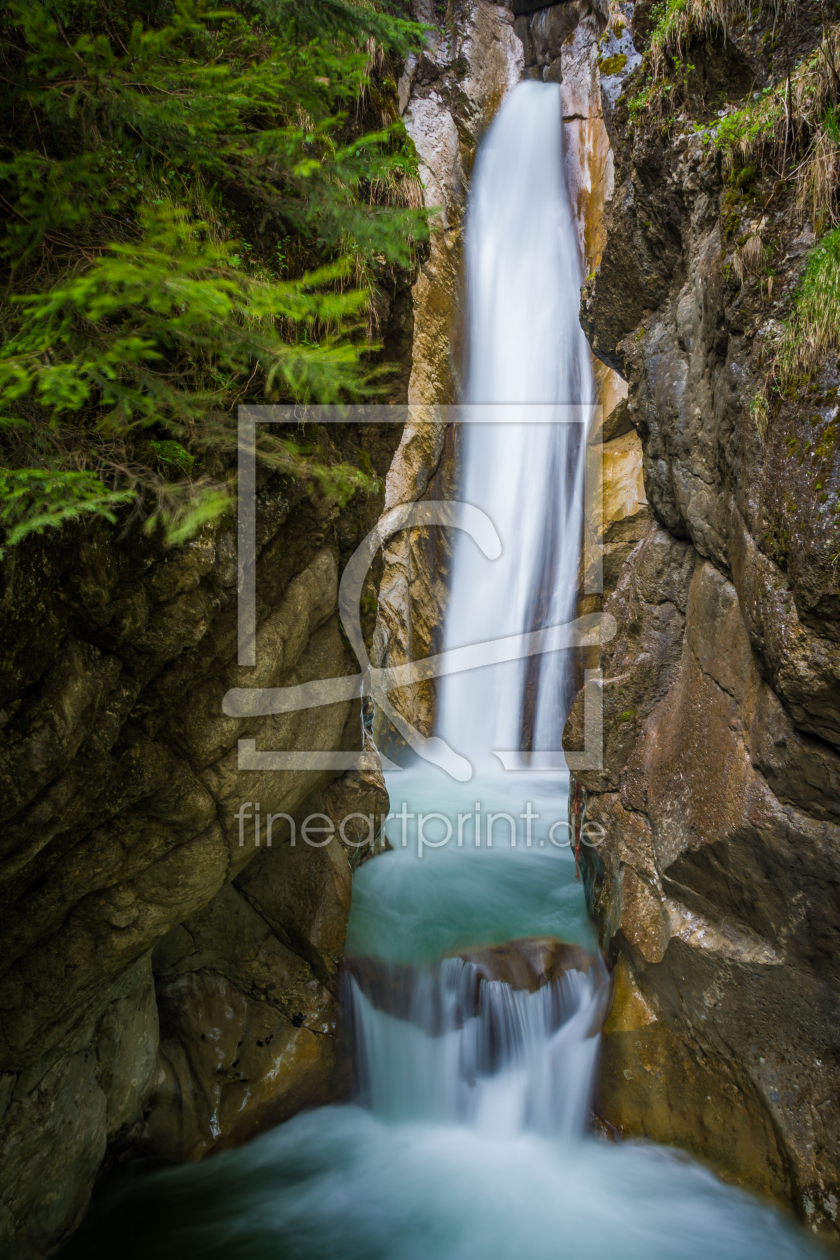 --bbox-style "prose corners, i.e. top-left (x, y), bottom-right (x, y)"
top-left (568, 5), bottom-right (840, 1225)
top-left (0, 415), bottom-right (403, 1252)
top-left (347, 935), bottom-right (608, 1034)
